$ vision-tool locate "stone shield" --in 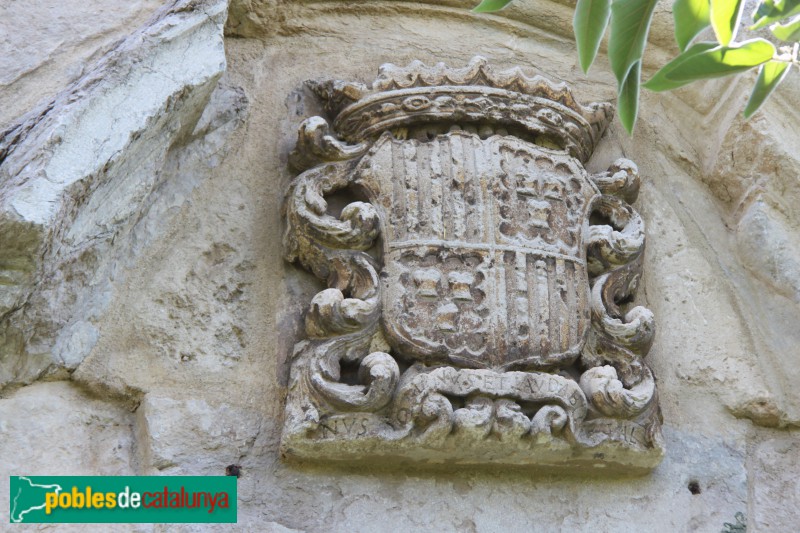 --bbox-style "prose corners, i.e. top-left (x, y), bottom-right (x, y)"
top-left (355, 131), bottom-right (598, 370)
